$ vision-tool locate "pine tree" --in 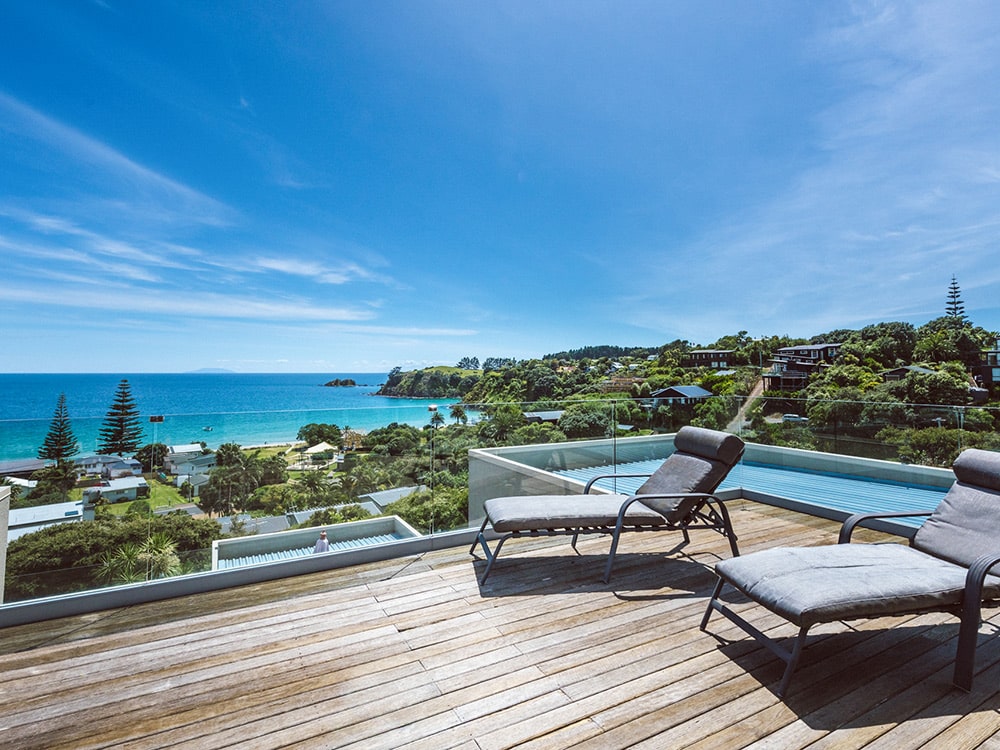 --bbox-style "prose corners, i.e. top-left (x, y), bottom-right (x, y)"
top-left (946, 275), bottom-right (967, 325)
top-left (38, 393), bottom-right (79, 463)
top-left (97, 379), bottom-right (144, 456)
